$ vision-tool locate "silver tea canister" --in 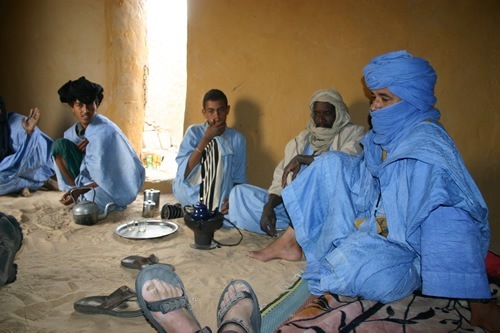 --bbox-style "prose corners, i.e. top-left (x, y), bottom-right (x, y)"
top-left (142, 200), bottom-right (156, 218)
top-left (144, 189), bottom-right (160, 212)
